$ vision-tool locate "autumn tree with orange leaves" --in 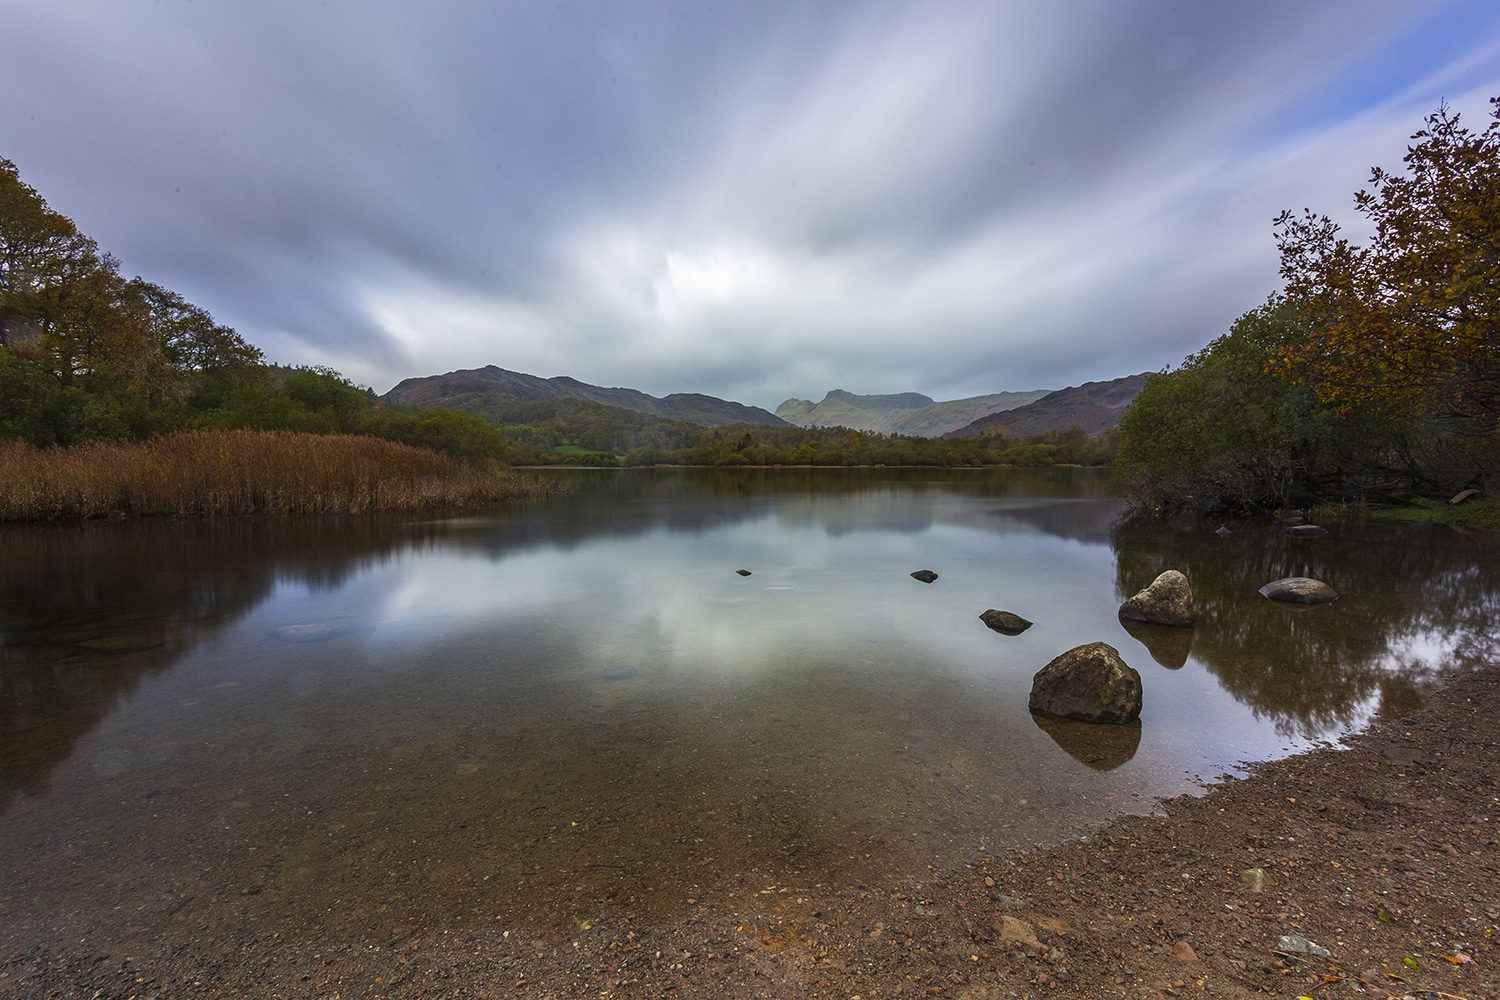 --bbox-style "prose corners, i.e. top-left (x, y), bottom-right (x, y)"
top-left (1273, 98), bottom-right (1500, 435)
